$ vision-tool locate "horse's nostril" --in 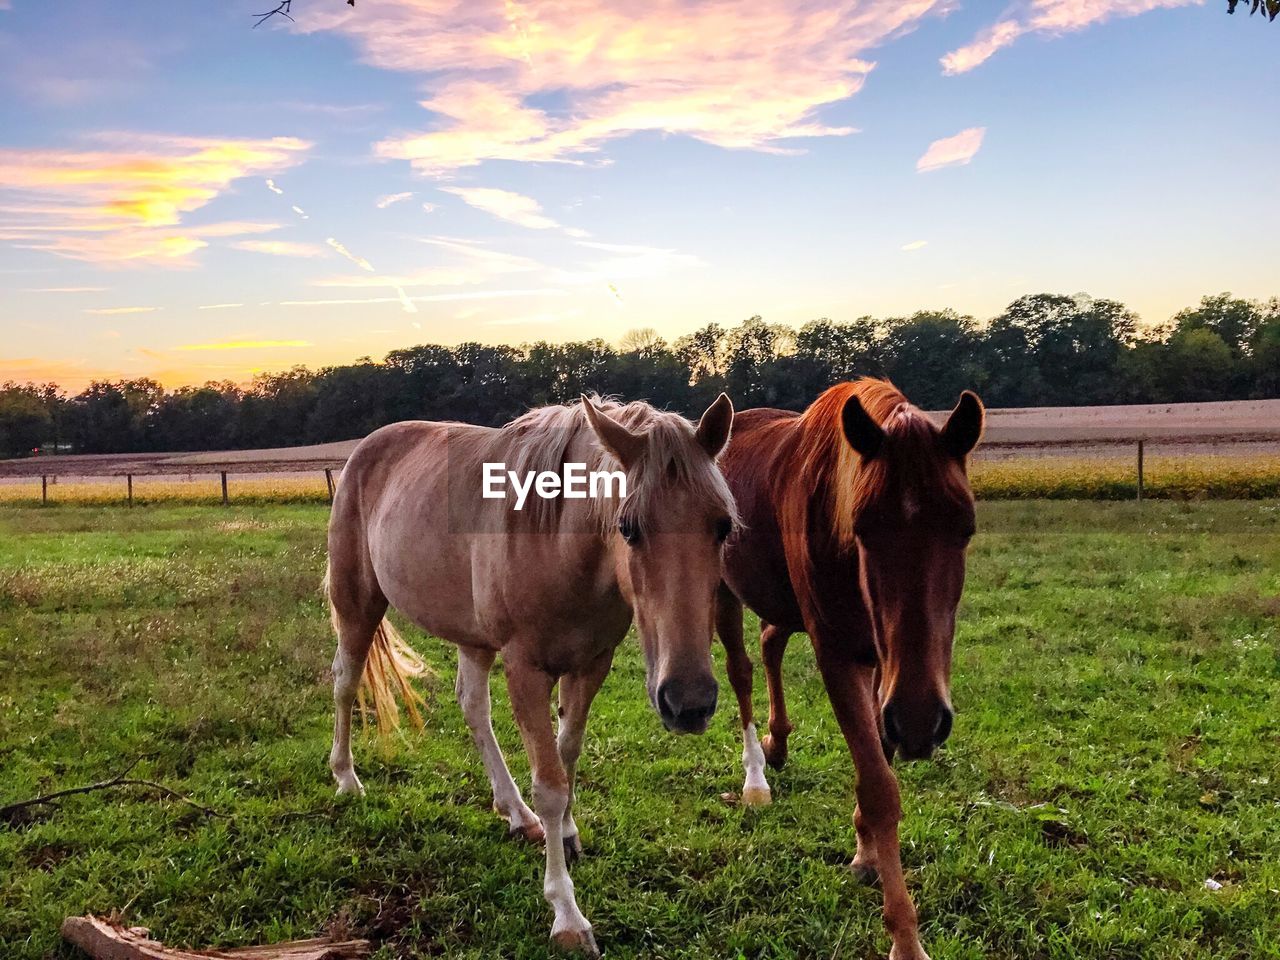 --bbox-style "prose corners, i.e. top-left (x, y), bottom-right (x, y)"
top-left (881, 703), bottom-right (902, 744)
top-left (656, 682), bottom-right (678, 720)
top-left (935, 705), bottom-right (954, 744)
